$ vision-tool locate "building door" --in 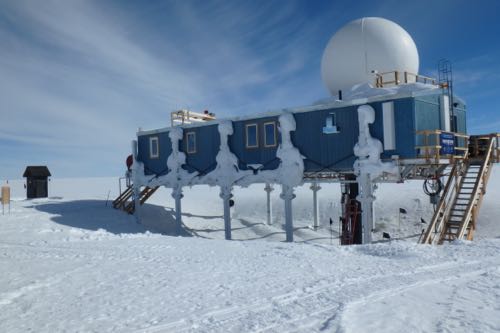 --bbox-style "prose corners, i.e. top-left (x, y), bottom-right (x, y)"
top-left (35, 180), bottom-right (47, 198)
top-left (27, 179), bottom-right (35, 198)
